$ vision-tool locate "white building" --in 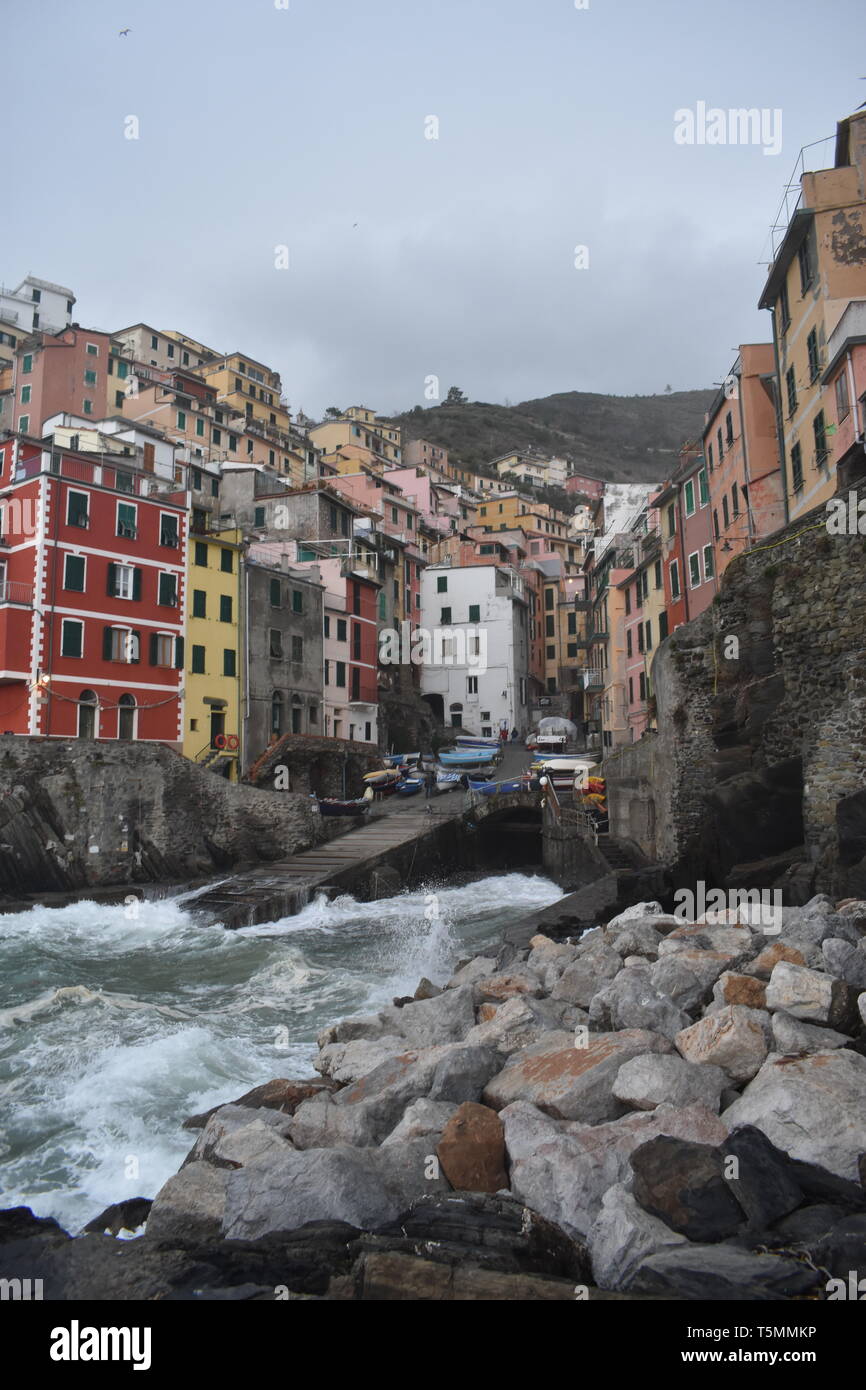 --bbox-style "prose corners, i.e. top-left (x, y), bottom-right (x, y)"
top-left (420, 563), bottom-right (530, 736)
top-left (0, 275), bottom-right (75, 338)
